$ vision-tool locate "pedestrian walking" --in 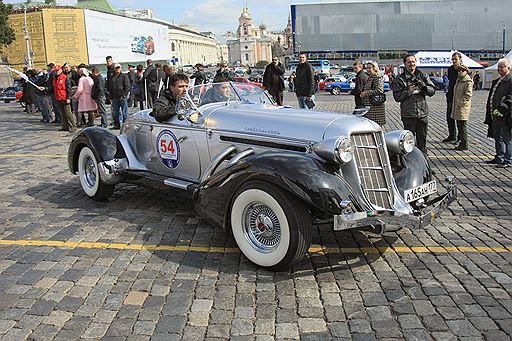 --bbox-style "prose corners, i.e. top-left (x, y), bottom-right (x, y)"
top-left (190, 63), bottom-right (207, 86)
top-left (163, 65), bottom-right (177, 88)
top-left (144, 59), bottom-right (158, 108)
top-left (263, 56), bottom-right (285, 105)
top-left (52, 65), bottom-right (77, 132)
top-left (109, 63), bottom-right (131, 129)
top-left (350, 60), bottom-right (369, 109)
top-left (473, 71), bottom-right (481, 91)
top-left (46, 63), bottom-right (61, 123)
top-left (451, 64), bottom-right (473, 151)
top-left (73, 68), bottom-right (98, 127)
top-left (91, 67), bottom-right (108, 128)
top-left (288, 72), bottom-right (296, 92)
top-left (127, 64), bottom-right (136, 107)
top-left (443, 52), bottom-right (462, 143)
top-left (294, 53), bottom-right (316, 109)
top-left (23, 70), bottom-right (37, 115)
top-left (33, 69), bottom-right (53, 123)
top-left (133, 64), bottom-right (145, 110)
top-left (483, 58), bottom-right (512, 167)
top-left (361, 61), bottom-right (386, 126)
top-left (392, 54), bottom-right (435, 156)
